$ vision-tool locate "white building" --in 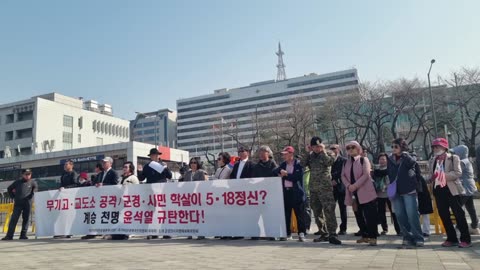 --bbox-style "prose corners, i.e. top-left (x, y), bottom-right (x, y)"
top-left (176, 69), bottom-right (360, 155)
top-left (0, 93), bottom-right (130, 158)
top-left (130, 109), bottom-right (177, 147)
